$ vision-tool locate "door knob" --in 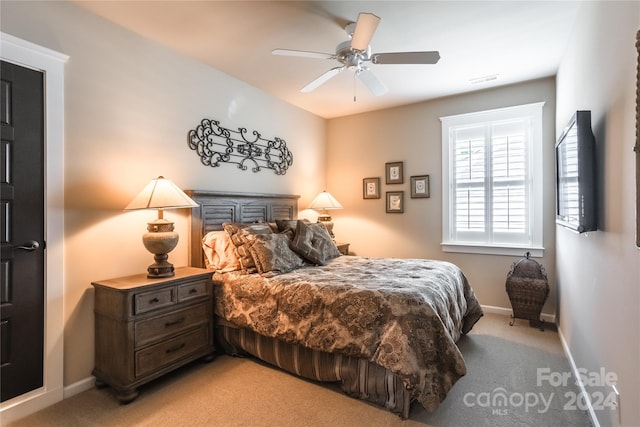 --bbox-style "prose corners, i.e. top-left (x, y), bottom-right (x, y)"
top-left (14, 240), bottom-right (40, 251)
